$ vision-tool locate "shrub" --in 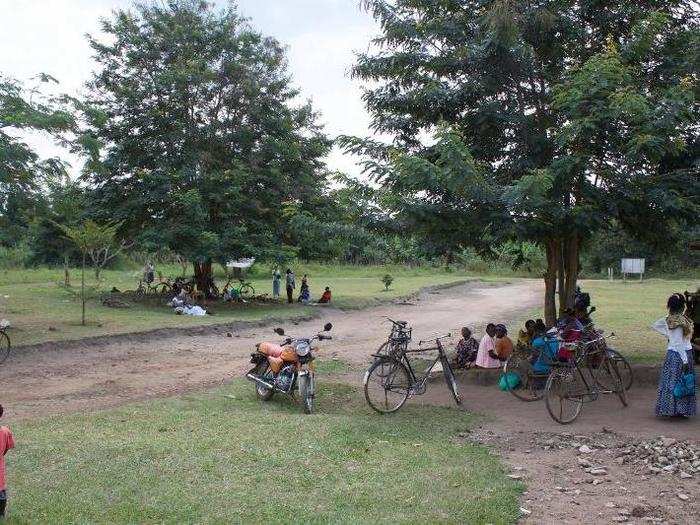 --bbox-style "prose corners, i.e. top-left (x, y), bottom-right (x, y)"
top-left (381, 274), bottom-right (393, 291)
